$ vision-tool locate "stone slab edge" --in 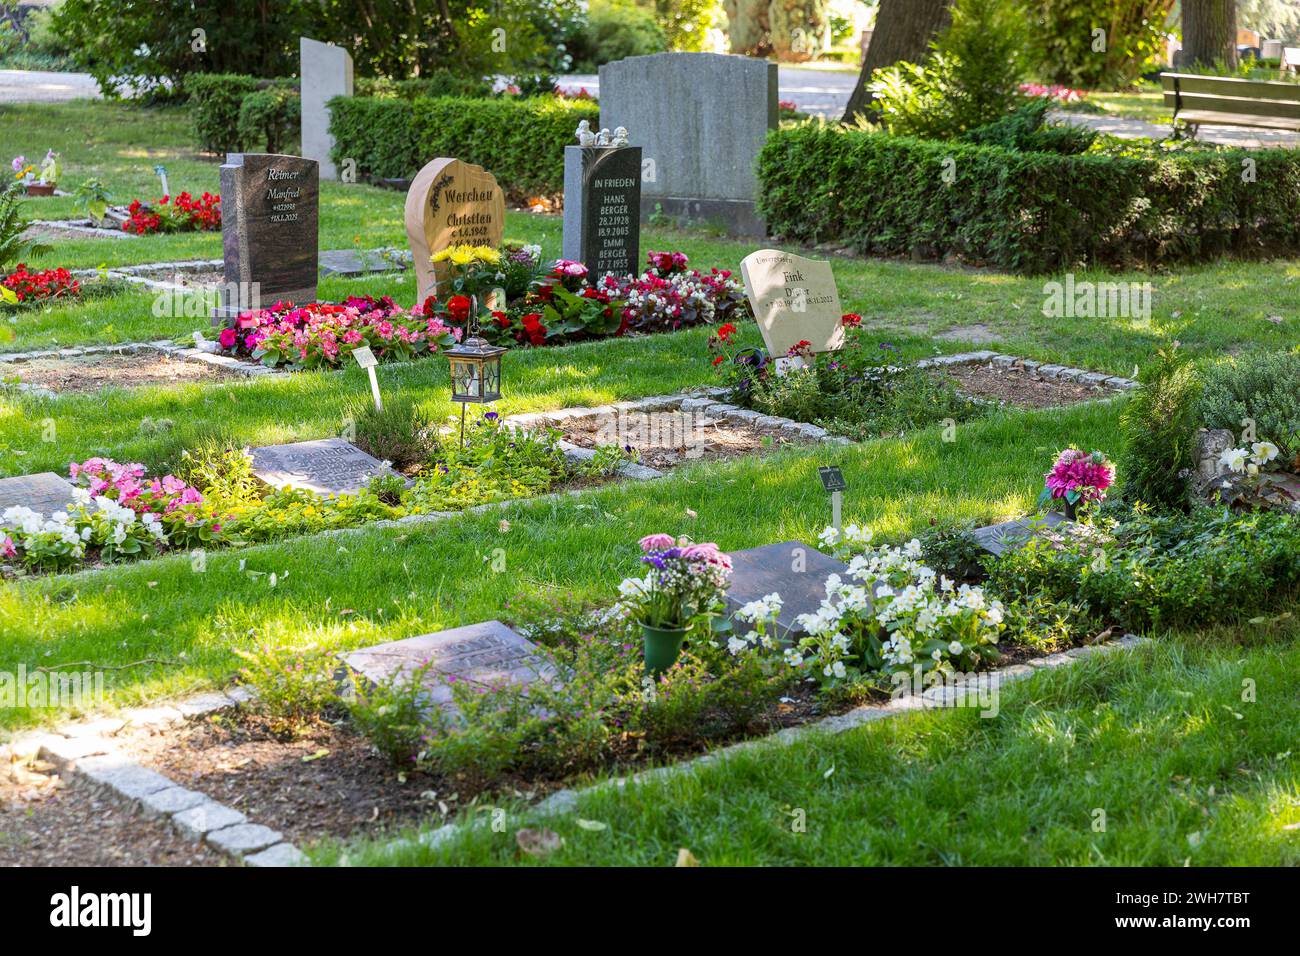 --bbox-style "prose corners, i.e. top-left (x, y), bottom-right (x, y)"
top-left (916, 351), bottom-right (1138, 392)
top-left (15, 687), bottom-right (303, 867)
